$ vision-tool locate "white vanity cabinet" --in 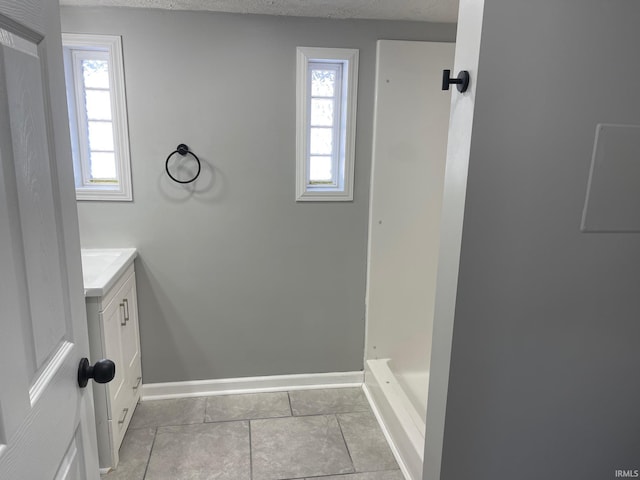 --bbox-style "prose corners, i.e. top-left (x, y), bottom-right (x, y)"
top-left (84, 258), bottom-right (142, 471)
